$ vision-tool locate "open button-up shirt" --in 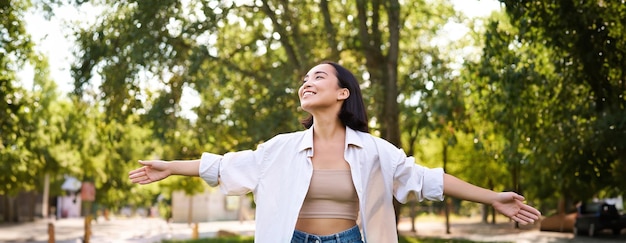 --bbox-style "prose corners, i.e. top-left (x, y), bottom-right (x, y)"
top-left (199, 126), bottom-right (444, 242)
